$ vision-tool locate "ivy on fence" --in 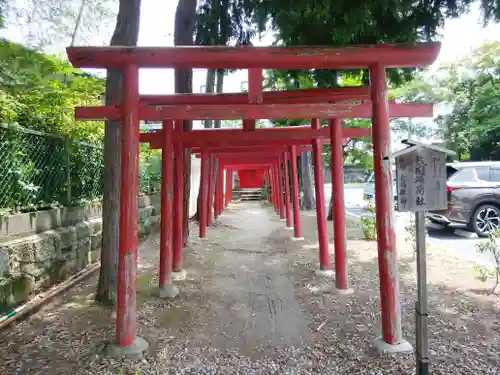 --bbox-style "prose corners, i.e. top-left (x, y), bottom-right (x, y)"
top-left (0, 125), bottom-right (161, 212)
